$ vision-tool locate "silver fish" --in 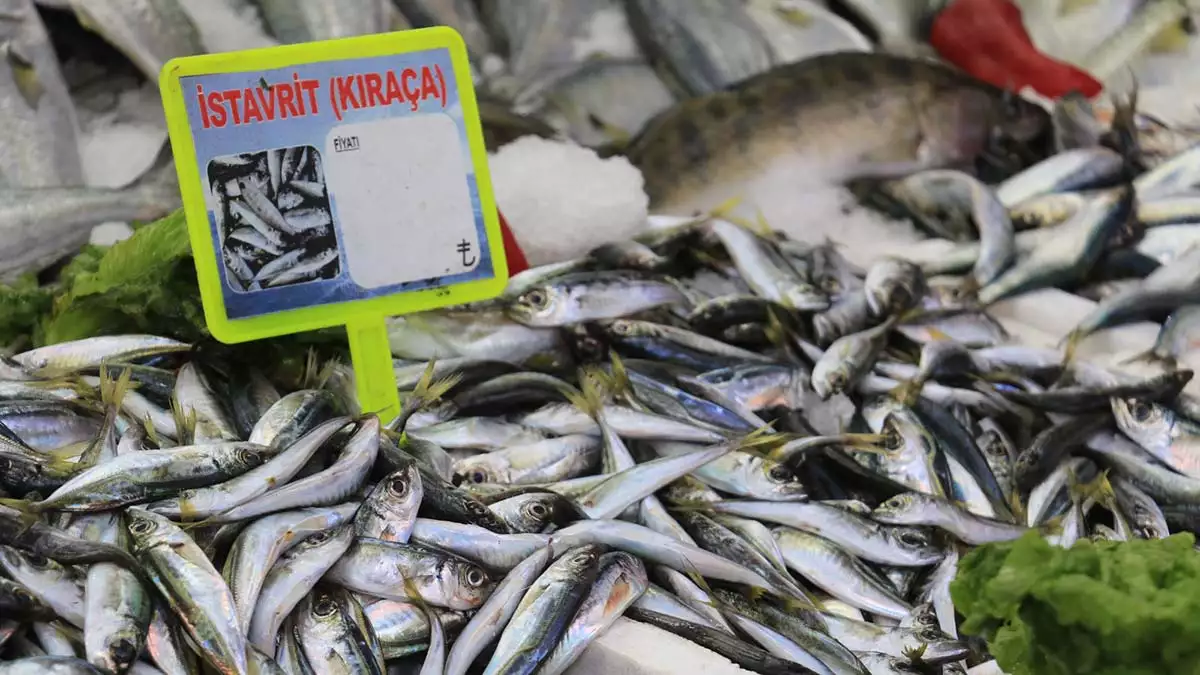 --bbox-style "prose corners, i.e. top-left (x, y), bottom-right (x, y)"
top-left (444, 548), bottom-right (553, 675)
top-left (223, 503), bottom-right (358, 634)
top-left (872, 492), bottom-right (1028, 545)
top-left (482, 544), bottom-right (605, 675)
top-left (540, 551), bottom-right (649, 675)
top-left (326, 537), bottom-right (495, 610)
top-left (125, 508), bottom-right (246, 675)
top-left (246, 523), bottom-right (355, 652)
